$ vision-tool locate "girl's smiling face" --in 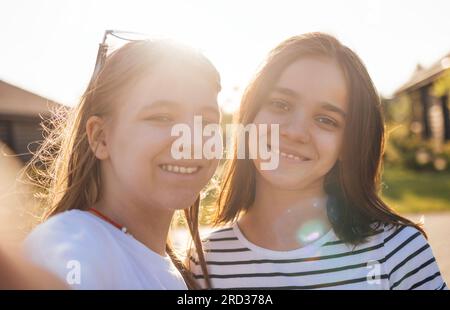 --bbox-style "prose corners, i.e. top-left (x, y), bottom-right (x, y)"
top-left (98, 61), bottom-right (220, 211)
top-left (253, 57), bottom-right (348, 190)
